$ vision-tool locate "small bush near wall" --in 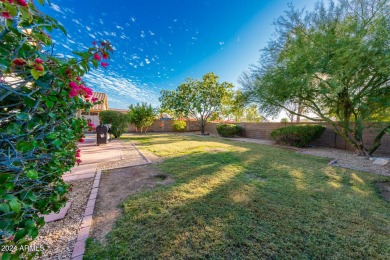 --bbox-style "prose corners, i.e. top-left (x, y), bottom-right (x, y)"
top-left (216, 124), bottom-right (243, 137)
top-left (270, 125), bottom-right (326, 147)
top-left (100, 110), bottom-right (129, 138)
top-left (172, 120), bottom-right (187, 131)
